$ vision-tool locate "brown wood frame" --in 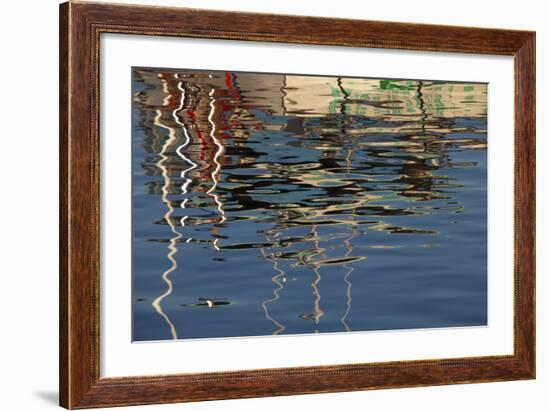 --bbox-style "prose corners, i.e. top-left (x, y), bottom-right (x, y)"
top-left (59, 1), bottom-right (536, 408)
